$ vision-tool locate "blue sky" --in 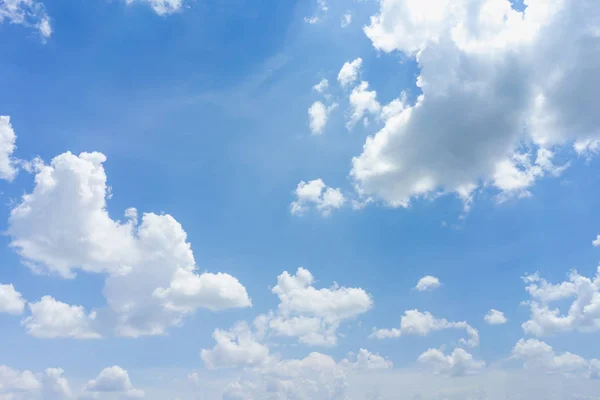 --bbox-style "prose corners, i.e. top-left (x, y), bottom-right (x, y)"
top-left (1, 0), bottom-right (600, 399)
